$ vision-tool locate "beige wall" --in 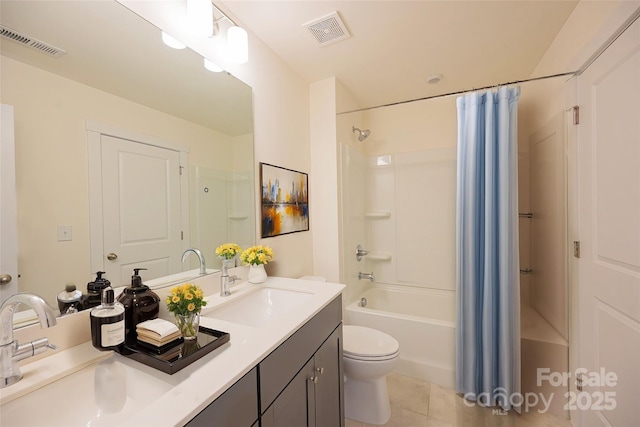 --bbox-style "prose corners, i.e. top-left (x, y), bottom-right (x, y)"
top-left (309, 78), bottom-right (340, 283)
top-left (232, 37), bottom-right (313, 279)
top-left (1, 56), bottom-right (240, 307)
top-left (360, 96), bottom-right (457, 156)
